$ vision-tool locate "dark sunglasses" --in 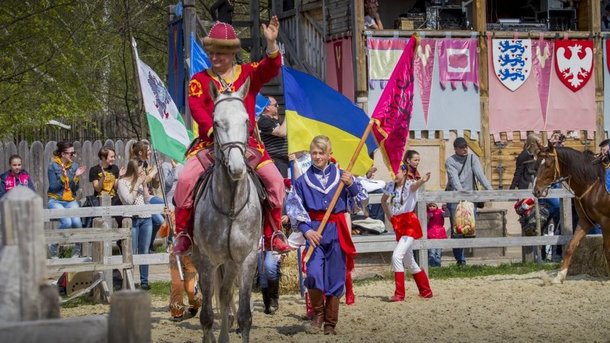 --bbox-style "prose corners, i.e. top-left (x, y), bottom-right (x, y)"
top-left (63, 151), bottom-right (76, 156)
